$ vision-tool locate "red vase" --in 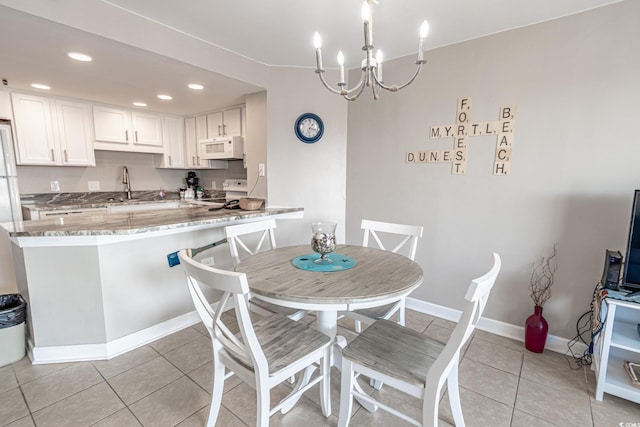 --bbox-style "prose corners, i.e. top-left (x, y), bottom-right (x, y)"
top-left (525, 305), bottom-right (548, 353)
